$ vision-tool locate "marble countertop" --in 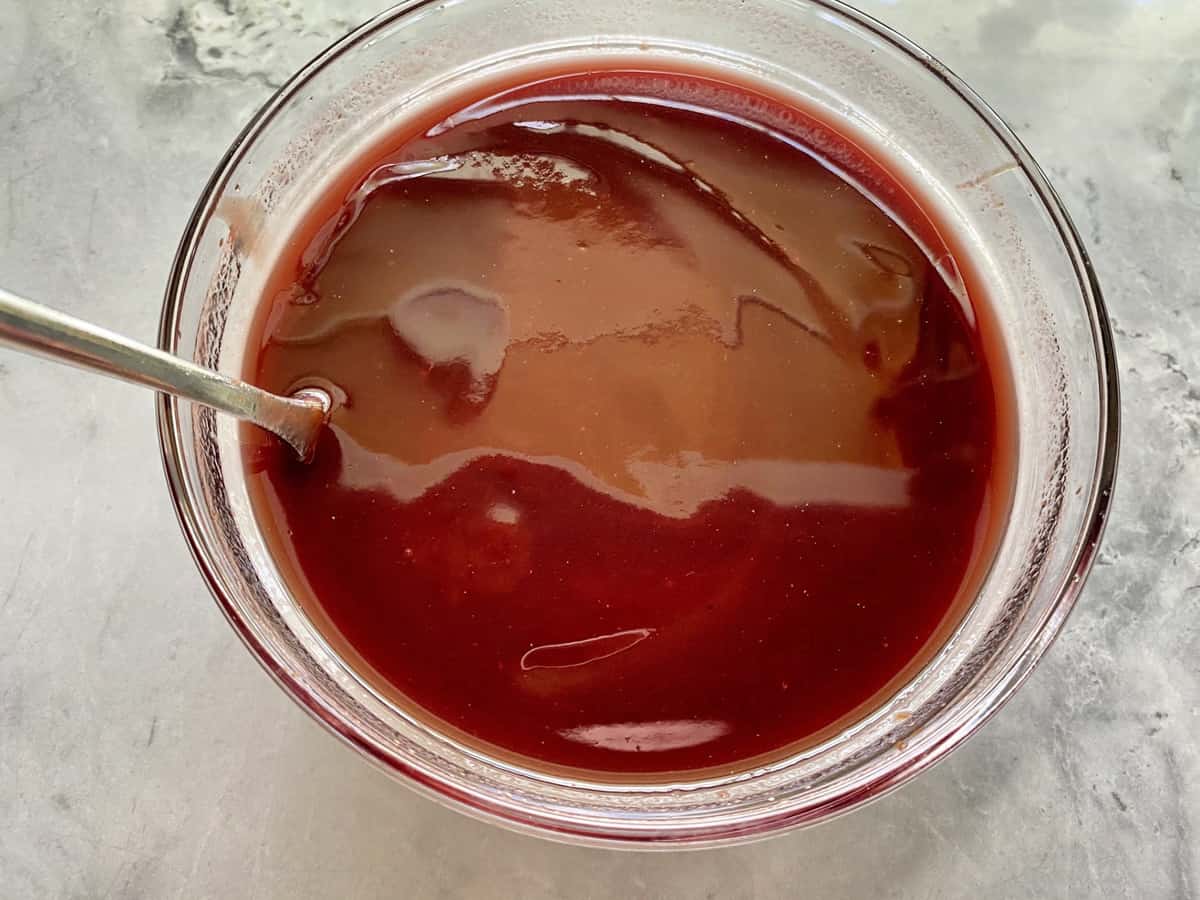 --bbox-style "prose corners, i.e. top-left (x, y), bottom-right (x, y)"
top-left (1, 1), bottom-right (1196, 896)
